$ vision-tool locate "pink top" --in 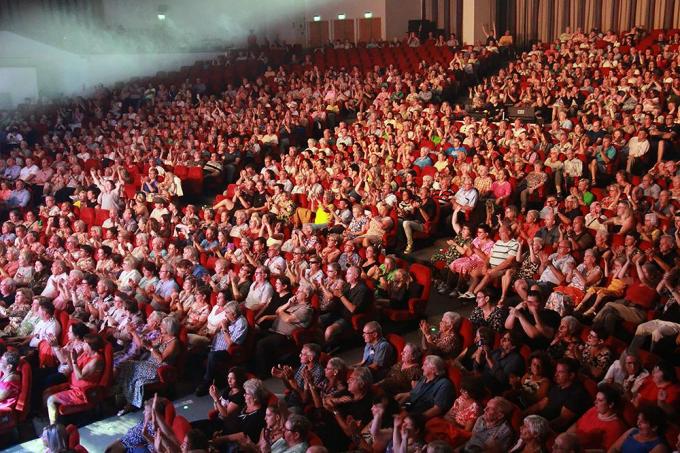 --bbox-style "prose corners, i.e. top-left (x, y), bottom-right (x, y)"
top-left (0, 377), bottom-right (21, 410)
